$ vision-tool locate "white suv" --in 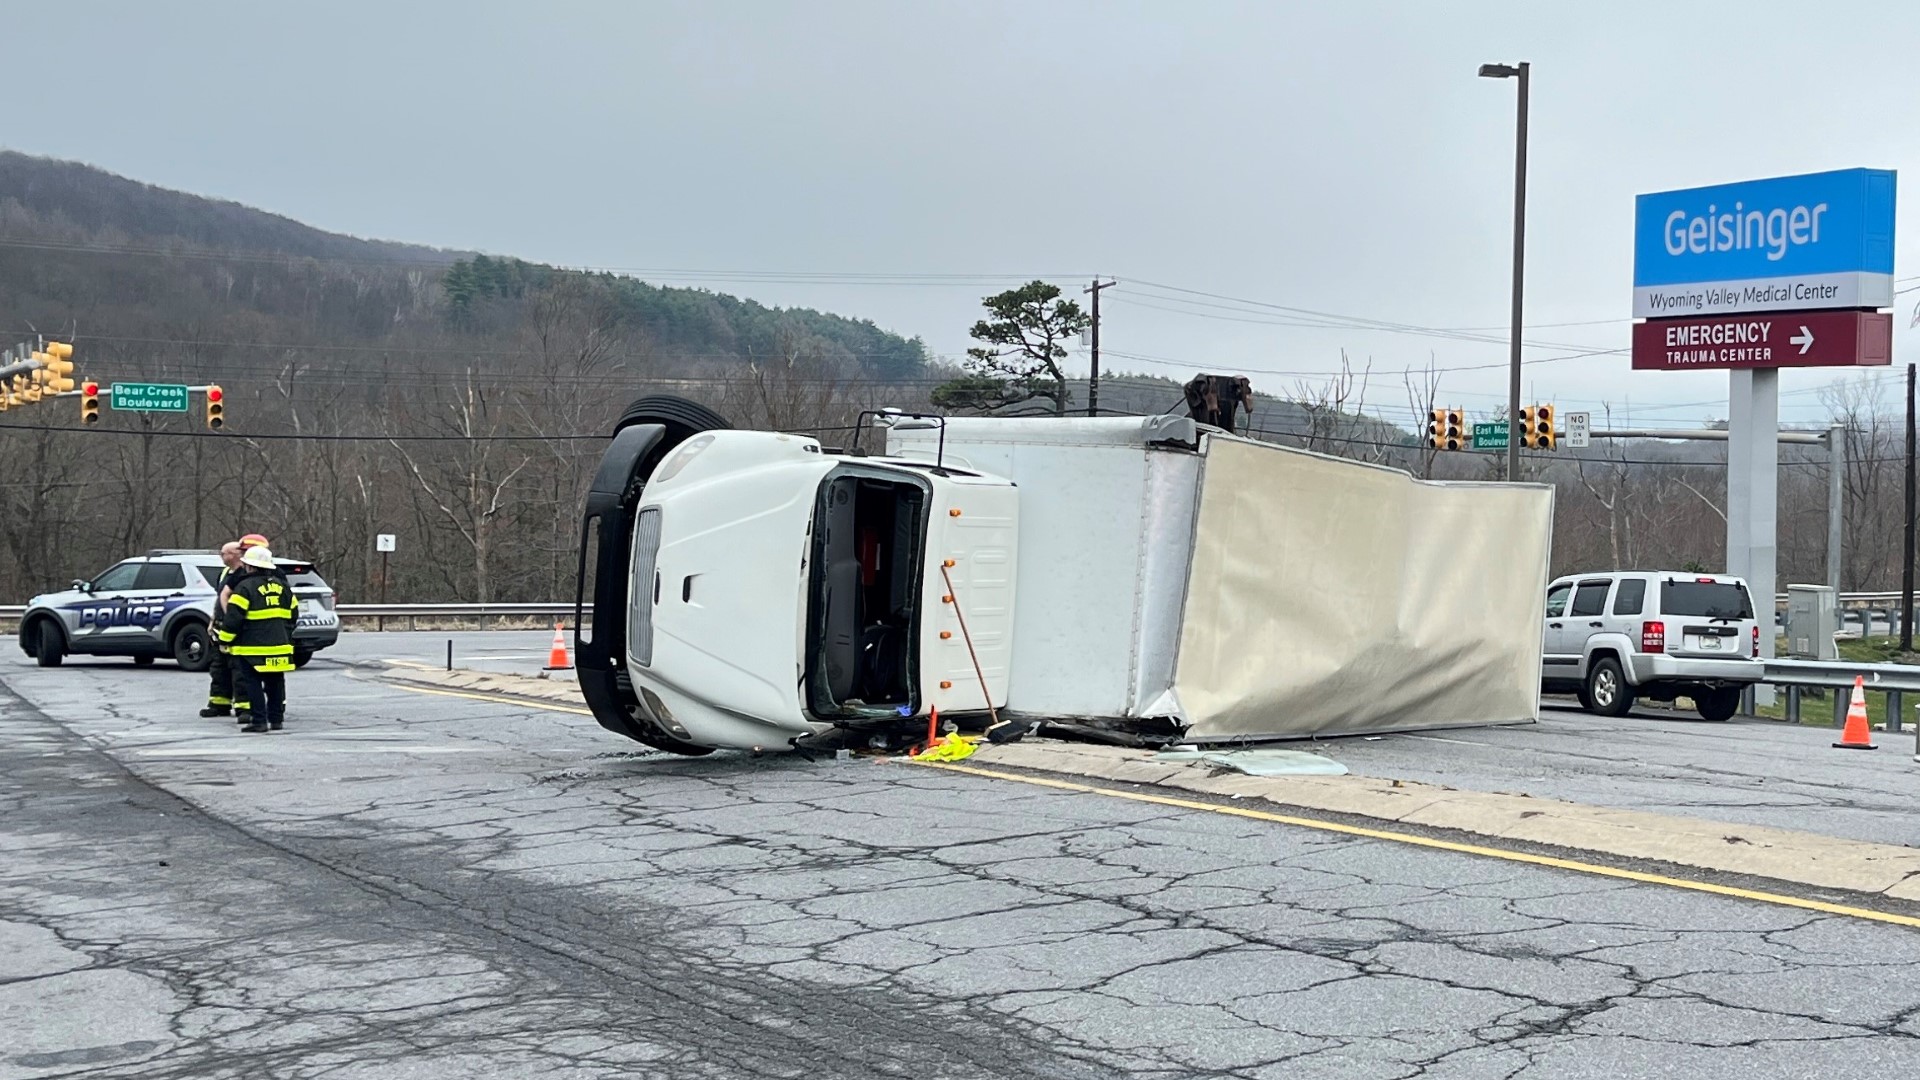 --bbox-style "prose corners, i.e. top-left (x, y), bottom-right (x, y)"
top-left (1541, 571), bottom-right (1763, 722)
